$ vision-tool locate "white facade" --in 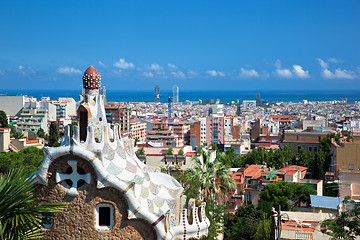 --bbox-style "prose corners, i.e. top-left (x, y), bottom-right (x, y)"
top-left (0, 95), bottom-right (29, 116)
top-left (241, 100), bottom-right (256, 111)
top-left (199, 117), bottom-right (207, 146)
